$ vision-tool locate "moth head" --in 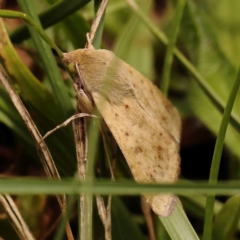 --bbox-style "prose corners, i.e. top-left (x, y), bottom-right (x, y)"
top-left (62, 52), bottom-right (80, 73)
top-left (62, 49), bottom-right (93, 70)
top-left (66, 62), bottom-right (76, 73)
